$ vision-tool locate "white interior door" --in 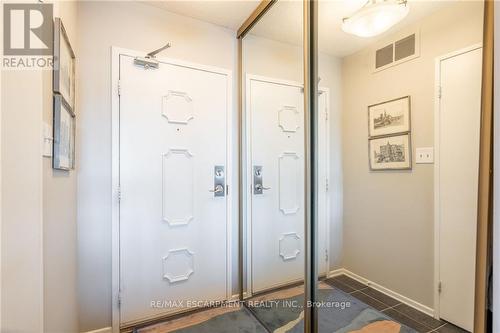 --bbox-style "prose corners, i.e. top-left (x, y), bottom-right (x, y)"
top-left (119, 54), bottom-right (230, 326)
top-left (437, 46), bottom-right (482, 331)
top-left (248, 76), bottom-right (328, 293)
